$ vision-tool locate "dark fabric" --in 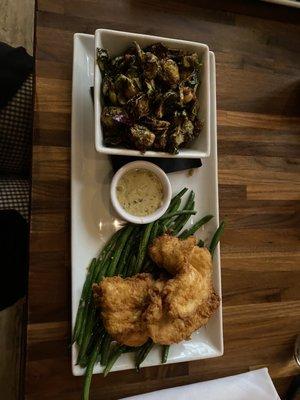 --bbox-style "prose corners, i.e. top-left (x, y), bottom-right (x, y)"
top-left (0, 177), bottom-right (30, 221)
top-left (0, 42), bottom-right (33, 109)
top-left (0, 74), bottom-right (33, 175)
top-left (110, 155), bottom-right (202, 173)
top-left (285, 375), bottom-right (300, 400)
top-left (0, 210), bottom-right (28, 310)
